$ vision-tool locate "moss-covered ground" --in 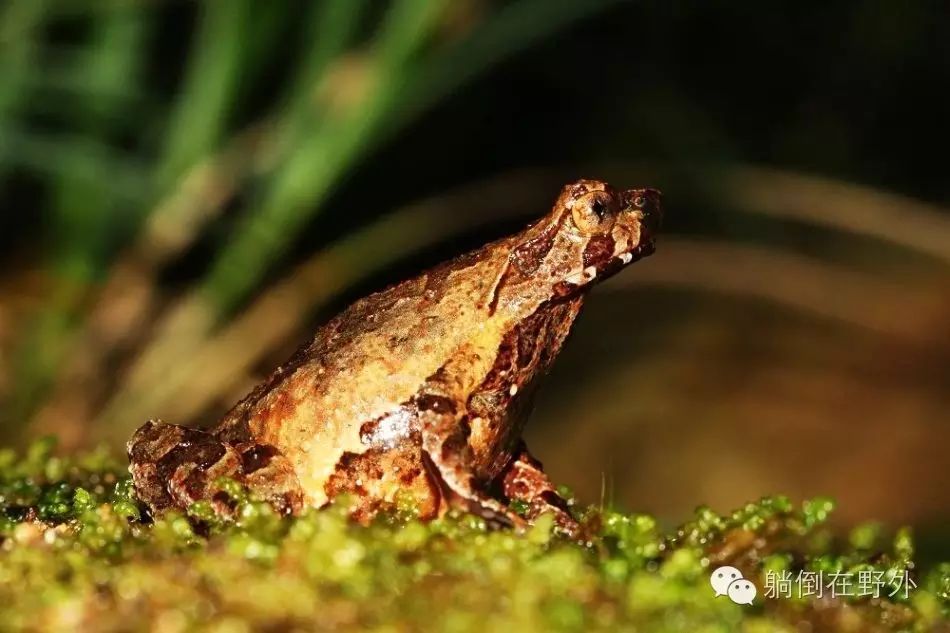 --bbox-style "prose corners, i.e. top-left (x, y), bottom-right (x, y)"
top-left (1, 439), bottom-right (947, 632)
